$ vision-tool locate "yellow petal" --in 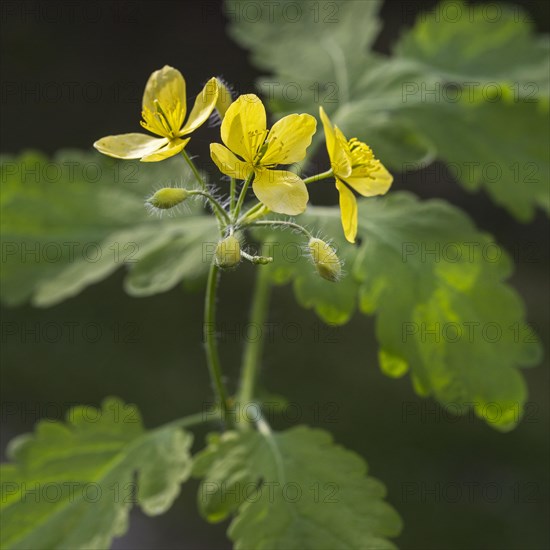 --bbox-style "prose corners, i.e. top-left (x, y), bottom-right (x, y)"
top-left (142, 66), bottom-right (187, 133)
top-left (210, 143), bottom-right (252, 179)
top-left (221, 94), bottom-right (267, 163)
top-left (252, 169), bottom-right (309, 215)
top-left (261, 113), bottom-right (317, 165)
top-left (319, 107), bottom-right (351, 178)
top-left (141, 137), bottom-right (190, 162)
top-left (93, 133), bottom-right (167, 160)
top-left (346, 162), bottom-right (393, 197)
top-left (180, 77), bottom-right (219, 135)
top-left (333, 128), bottom-right (353, 177)
top-left (319, 107), bottom-right (336, 152)
top-left (214, 78), bottom-right (234, 119)
top-left (335, 179), bottom-right (358, 243)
